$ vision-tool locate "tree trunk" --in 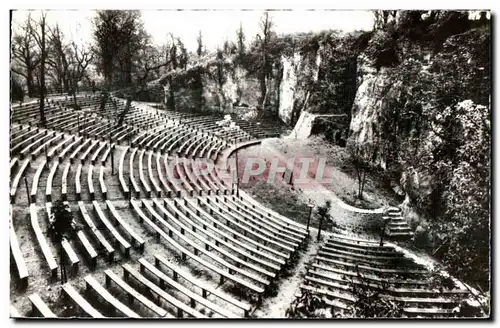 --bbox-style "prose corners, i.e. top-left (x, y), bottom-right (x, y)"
top-left (72, 80), bottom-right (78, 110)
top-left (356, 169), bottom-right (363, 199)
top-left (359, 170), bottom-right (367, 200)
top-left (26, 69), bottom-right (34, 98)
top-left (63, 78), bottom-right (69, 94)
top-left (39, 20), bottom-right (46, 127)
top-left (260, 74), bottom-right (267, 110)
